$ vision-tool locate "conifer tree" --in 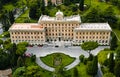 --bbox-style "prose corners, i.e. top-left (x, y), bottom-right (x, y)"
top-left (110, 33), bottom-right (118, 50)
top-left (79, 0), bottom-right (84, 11)
top-left (108, 53), bottom-right (115, 73)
